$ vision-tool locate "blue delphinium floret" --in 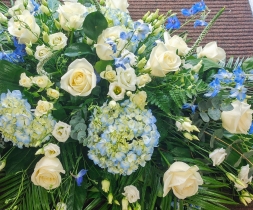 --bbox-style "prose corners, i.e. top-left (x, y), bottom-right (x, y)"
top-left (194, 20), bottom-right (208, 27)
top-left (204, 78), bottom-right (221, 97)
top-left (249, 122), bottom-right (253, 134)
top-left (233, 66), bottom-right (246, 84)
top-left (230, 83), bottom-right (247, 101)
top-left (214, 69), bottom-right (233, 84)
top-left (182, 0), bottom-right (206, 16)
top-left (165, 16), bottom-right (181, 30)
top-left (182, 103), bottom-right (198, 113)
top-left (133, 21), bottom-right (151, 41)
top-left (75, 169), bottom-right (88, 186)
